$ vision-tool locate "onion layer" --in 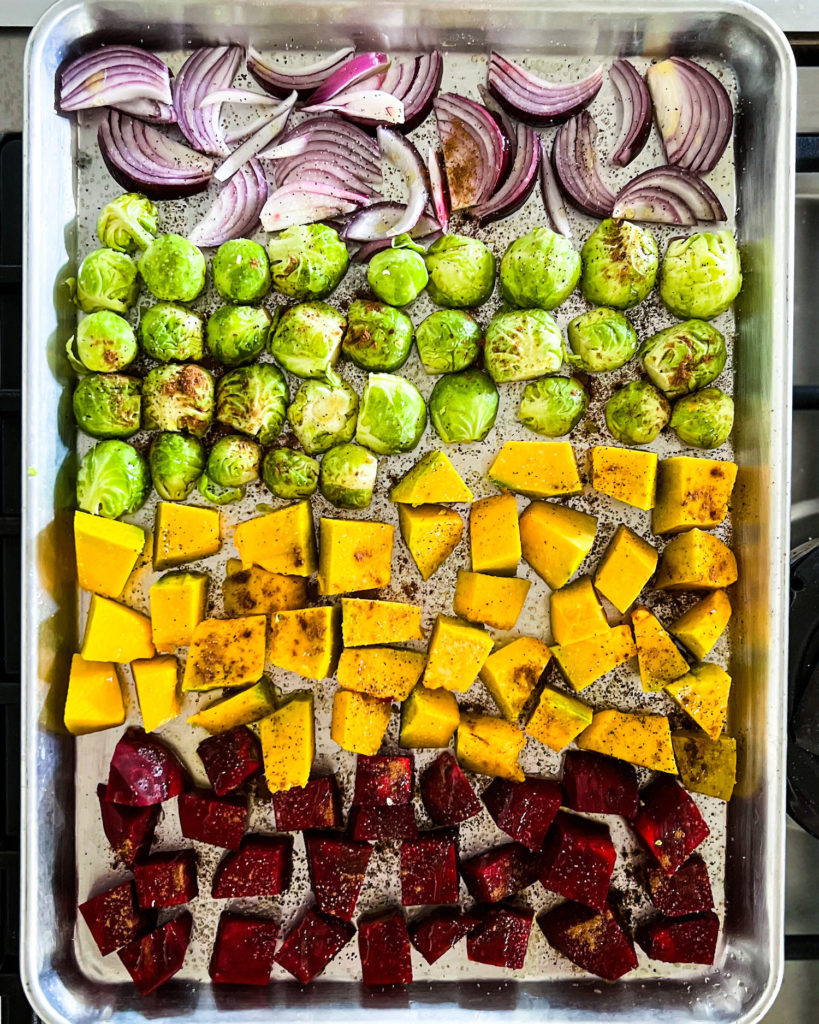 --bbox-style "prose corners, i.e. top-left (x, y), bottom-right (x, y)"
top-left (539, 145), bottom-right (572, 237)
top-left (60, 45), bottom-right (172, 111)
top-left (613, 165), bottom-right (727, 224)
top-left (303, 90), bottom-right (404, 123)
top-left (487, 51), bottom-right (603, 125)
top-left (172, 46), bottom-right (244, 157)
top-left (188, 160), bottom-right (269, 246)
top-left (426, 147), bottom-right (450, 232)
top-left (247, 46), bottom-right (355, 97)
top-left (552, 111), bottom-right (615, 218)
top-left (610, 59), bottom-right (651, 167)
top-left (434, 92), bottom-right (506, 210)
top-left (308, 52), bottom-right (389, 105)
top-left (260, 180), bottom-right (371, 231)
top-left (214, 93), bottom-right (296, 183)
top-left (111, 98), bottom-right (176, 124)
top-left (344, 205), bottom-right (441, 250)
top-left (471, 122), bottom-right (540, 226)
